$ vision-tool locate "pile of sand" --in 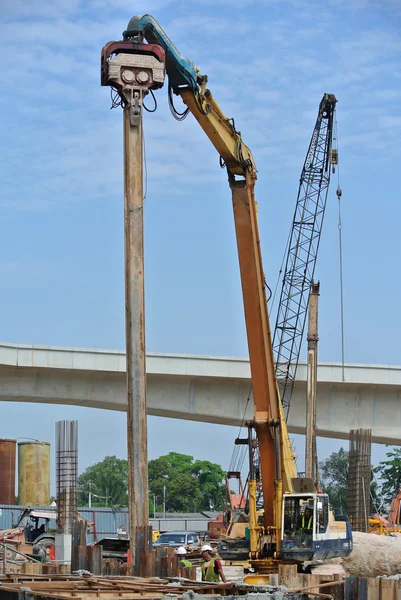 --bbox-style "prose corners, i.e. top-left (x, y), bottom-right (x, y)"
top-left (311, 532), bottom-right (401, 578)
top-left (340, 532), bottom-right (401, 577)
